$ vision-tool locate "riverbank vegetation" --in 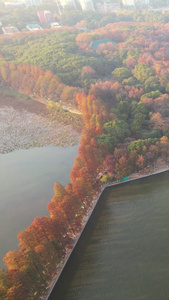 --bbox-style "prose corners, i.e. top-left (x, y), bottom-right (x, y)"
top-left (1, 16), bottom-right (169, 300)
